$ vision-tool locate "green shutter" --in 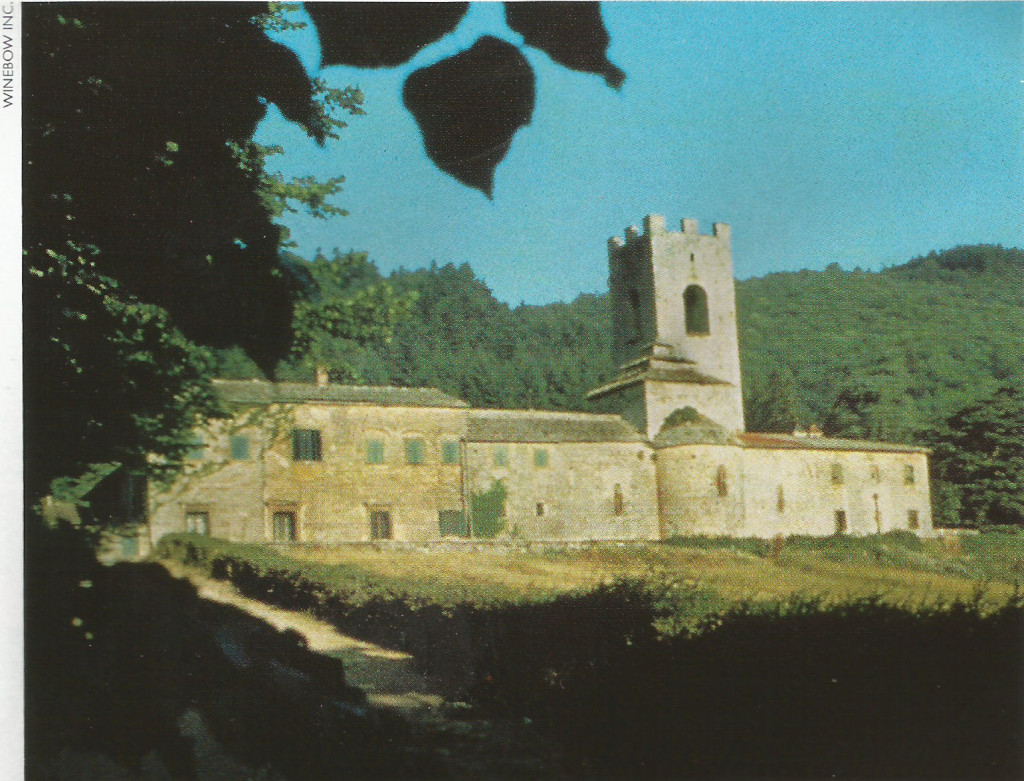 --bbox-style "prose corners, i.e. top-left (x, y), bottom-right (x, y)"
top-left (405, 438), bottom-right (425, 464)
top-left (366, 439), bottom-right (385, 464)
top-left (230, 435), bottom-right (250, 461)
top-left (494, 445), bottom-right (509, 467)
top-left (292, 429), bottom-right (322, 461)
top-left (438, 510), bottom-right (468, 537)
top-left (442, 440), bottom-right (460, 464)
top-left (534, 448), bottom-right (549, 468)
